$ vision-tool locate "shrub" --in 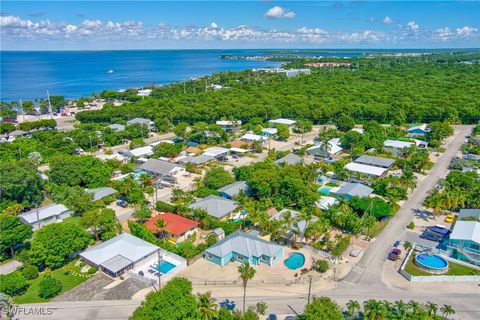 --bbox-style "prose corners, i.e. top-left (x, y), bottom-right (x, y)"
top-left (408, 221), bottom-right (415, 229)
top-left (0, 272), bottom-right (29, 296)
top-left (87, 267), bottom-right (97, 274)
top-left (22, 264), bottom-right (39, 280)
top-left (315, 260), bottom-right (329, 273)
top-left (79, 261), bottom-right (86, 267)
top-left (38, 277), bottom-right (62, 299)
